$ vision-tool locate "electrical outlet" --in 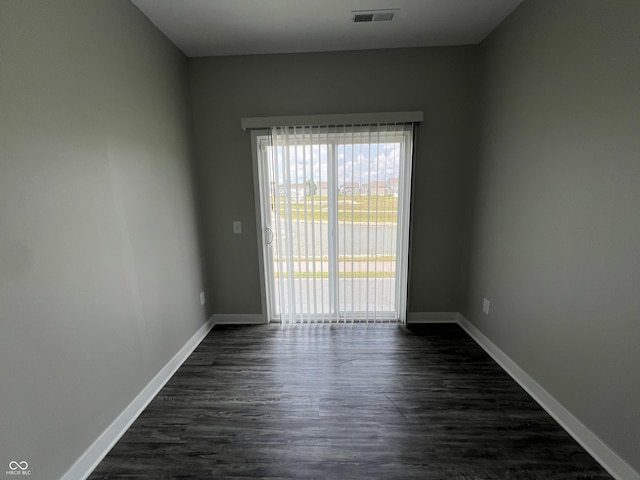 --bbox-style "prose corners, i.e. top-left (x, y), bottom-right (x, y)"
top-left (483, 298), bottom-right (490, 315)
top-left (200, 292), bottom-right (206, 306)
top-left (233, 221), bottom-right (242, 234)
